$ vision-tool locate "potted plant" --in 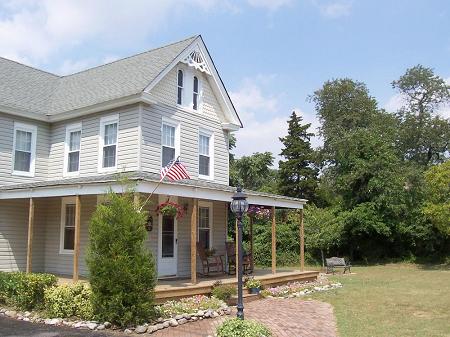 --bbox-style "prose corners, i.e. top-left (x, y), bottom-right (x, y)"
top-left (245, 277), bottom-right (262, 294)
top-left (155, 201), bottom-right (185, 219)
